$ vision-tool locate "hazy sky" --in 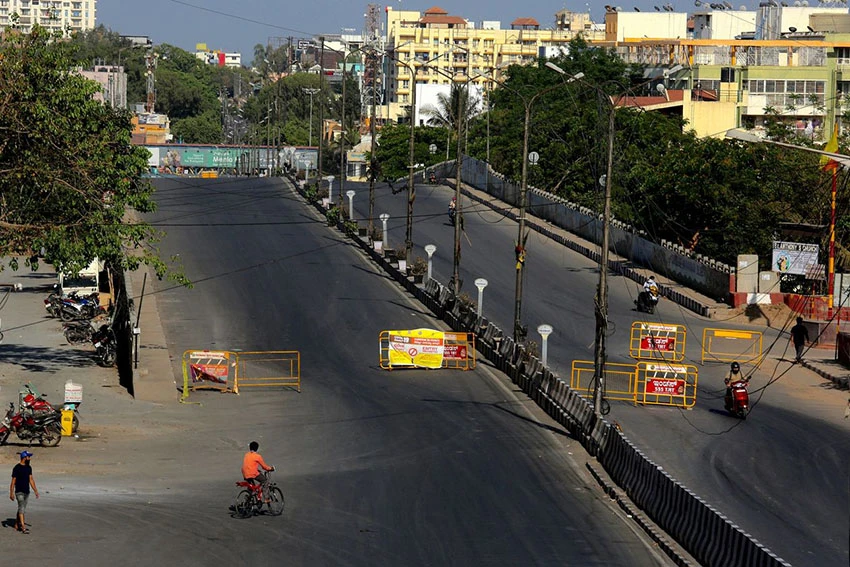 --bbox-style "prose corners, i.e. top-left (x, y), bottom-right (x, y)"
top-left (97, 0), bottom-right (723, 65)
